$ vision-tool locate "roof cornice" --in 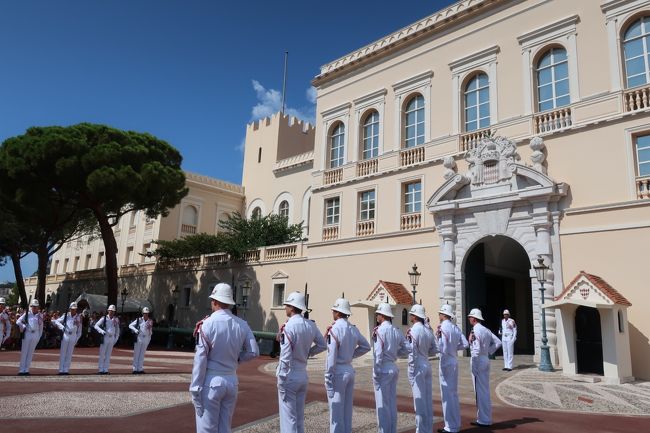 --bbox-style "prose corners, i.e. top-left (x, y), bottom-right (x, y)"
top-left (313, 0), bottom-right (507, 87)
